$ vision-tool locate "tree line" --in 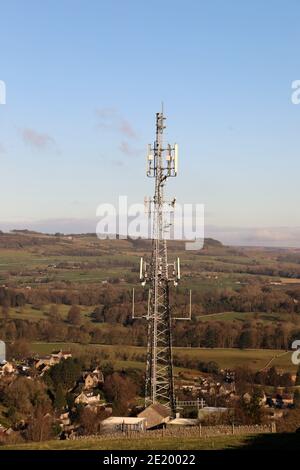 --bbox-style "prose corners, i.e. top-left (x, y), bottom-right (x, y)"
top-left (1, 284), bottom-right (300, 350)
